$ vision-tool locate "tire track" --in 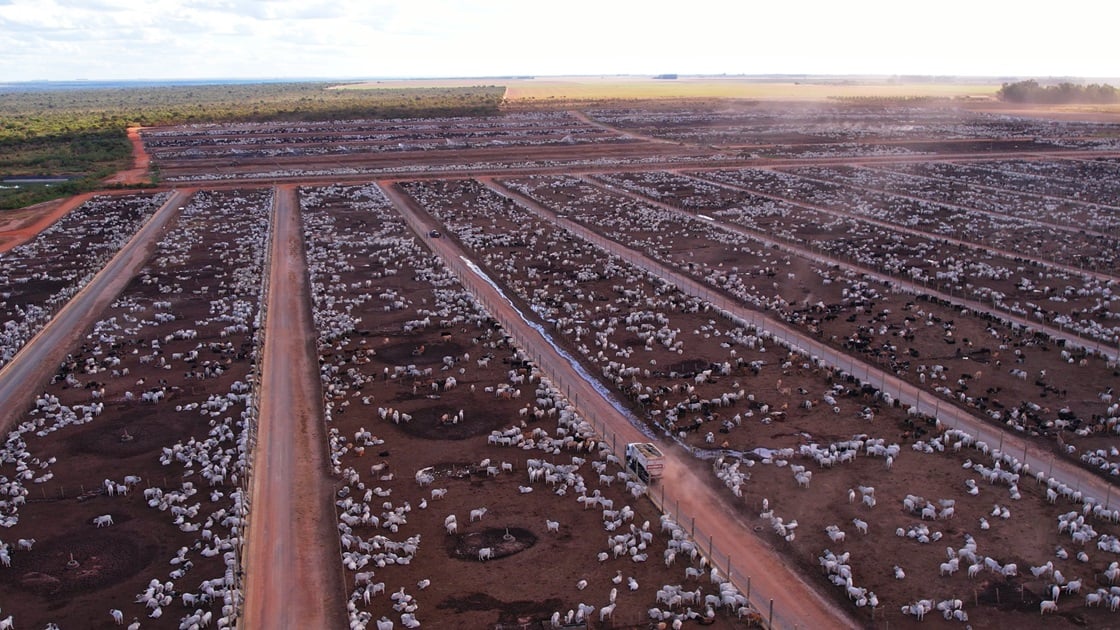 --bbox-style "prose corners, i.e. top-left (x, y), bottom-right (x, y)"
top-left (380, 179), bottom-right (859, 630)
top-left (242, 185), bottom-right (346, 630)
top-left (484, 177), bottom-right (1120, 520)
